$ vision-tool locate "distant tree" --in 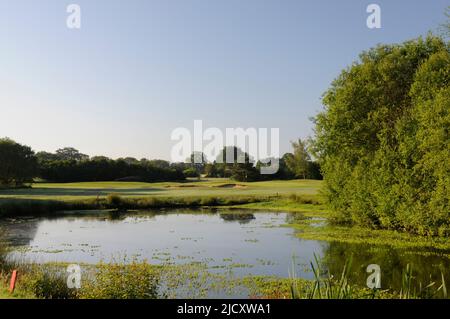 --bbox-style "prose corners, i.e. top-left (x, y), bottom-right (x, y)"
top-left (285, 139), bottom-right (310, 179)
top-left (36, 151), bottom-right (58, 163)
top-left (189, 151), bottom-right (207, 164)
top-left (120, 157), bottom-right (139, 165)
top-left (55, 147), bottom-right (89, 161)
top-left (188, 151), bottom-right (207, 176)
top-left (215, 146), bottom-right (259, 182)
top-left (256, 155), bottom-right (296, 180)
top-left (39, 156), bottom-right (185, 183)
top-left (0, 138), bottom-right (37, 187)
top-left (204, 162), bottom-right (219, 178)
top-left (183, 167), bottom-right (200, 178)
top-left (91, 156), bottom-right (111, 161)
top-left (170, 162), bottom-right (189, 172)
top-left (306, 161), bottom-right (322, 180)
top-left (148, 159), bottom-right (170, 169)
